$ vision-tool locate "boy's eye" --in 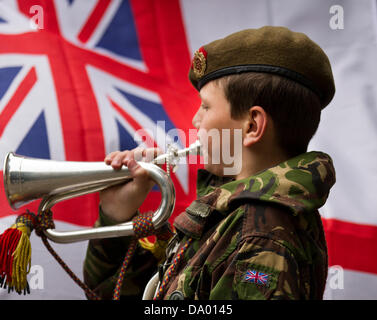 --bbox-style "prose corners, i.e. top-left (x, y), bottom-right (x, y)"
top-left (201, 105), bottom-right (209, 111)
